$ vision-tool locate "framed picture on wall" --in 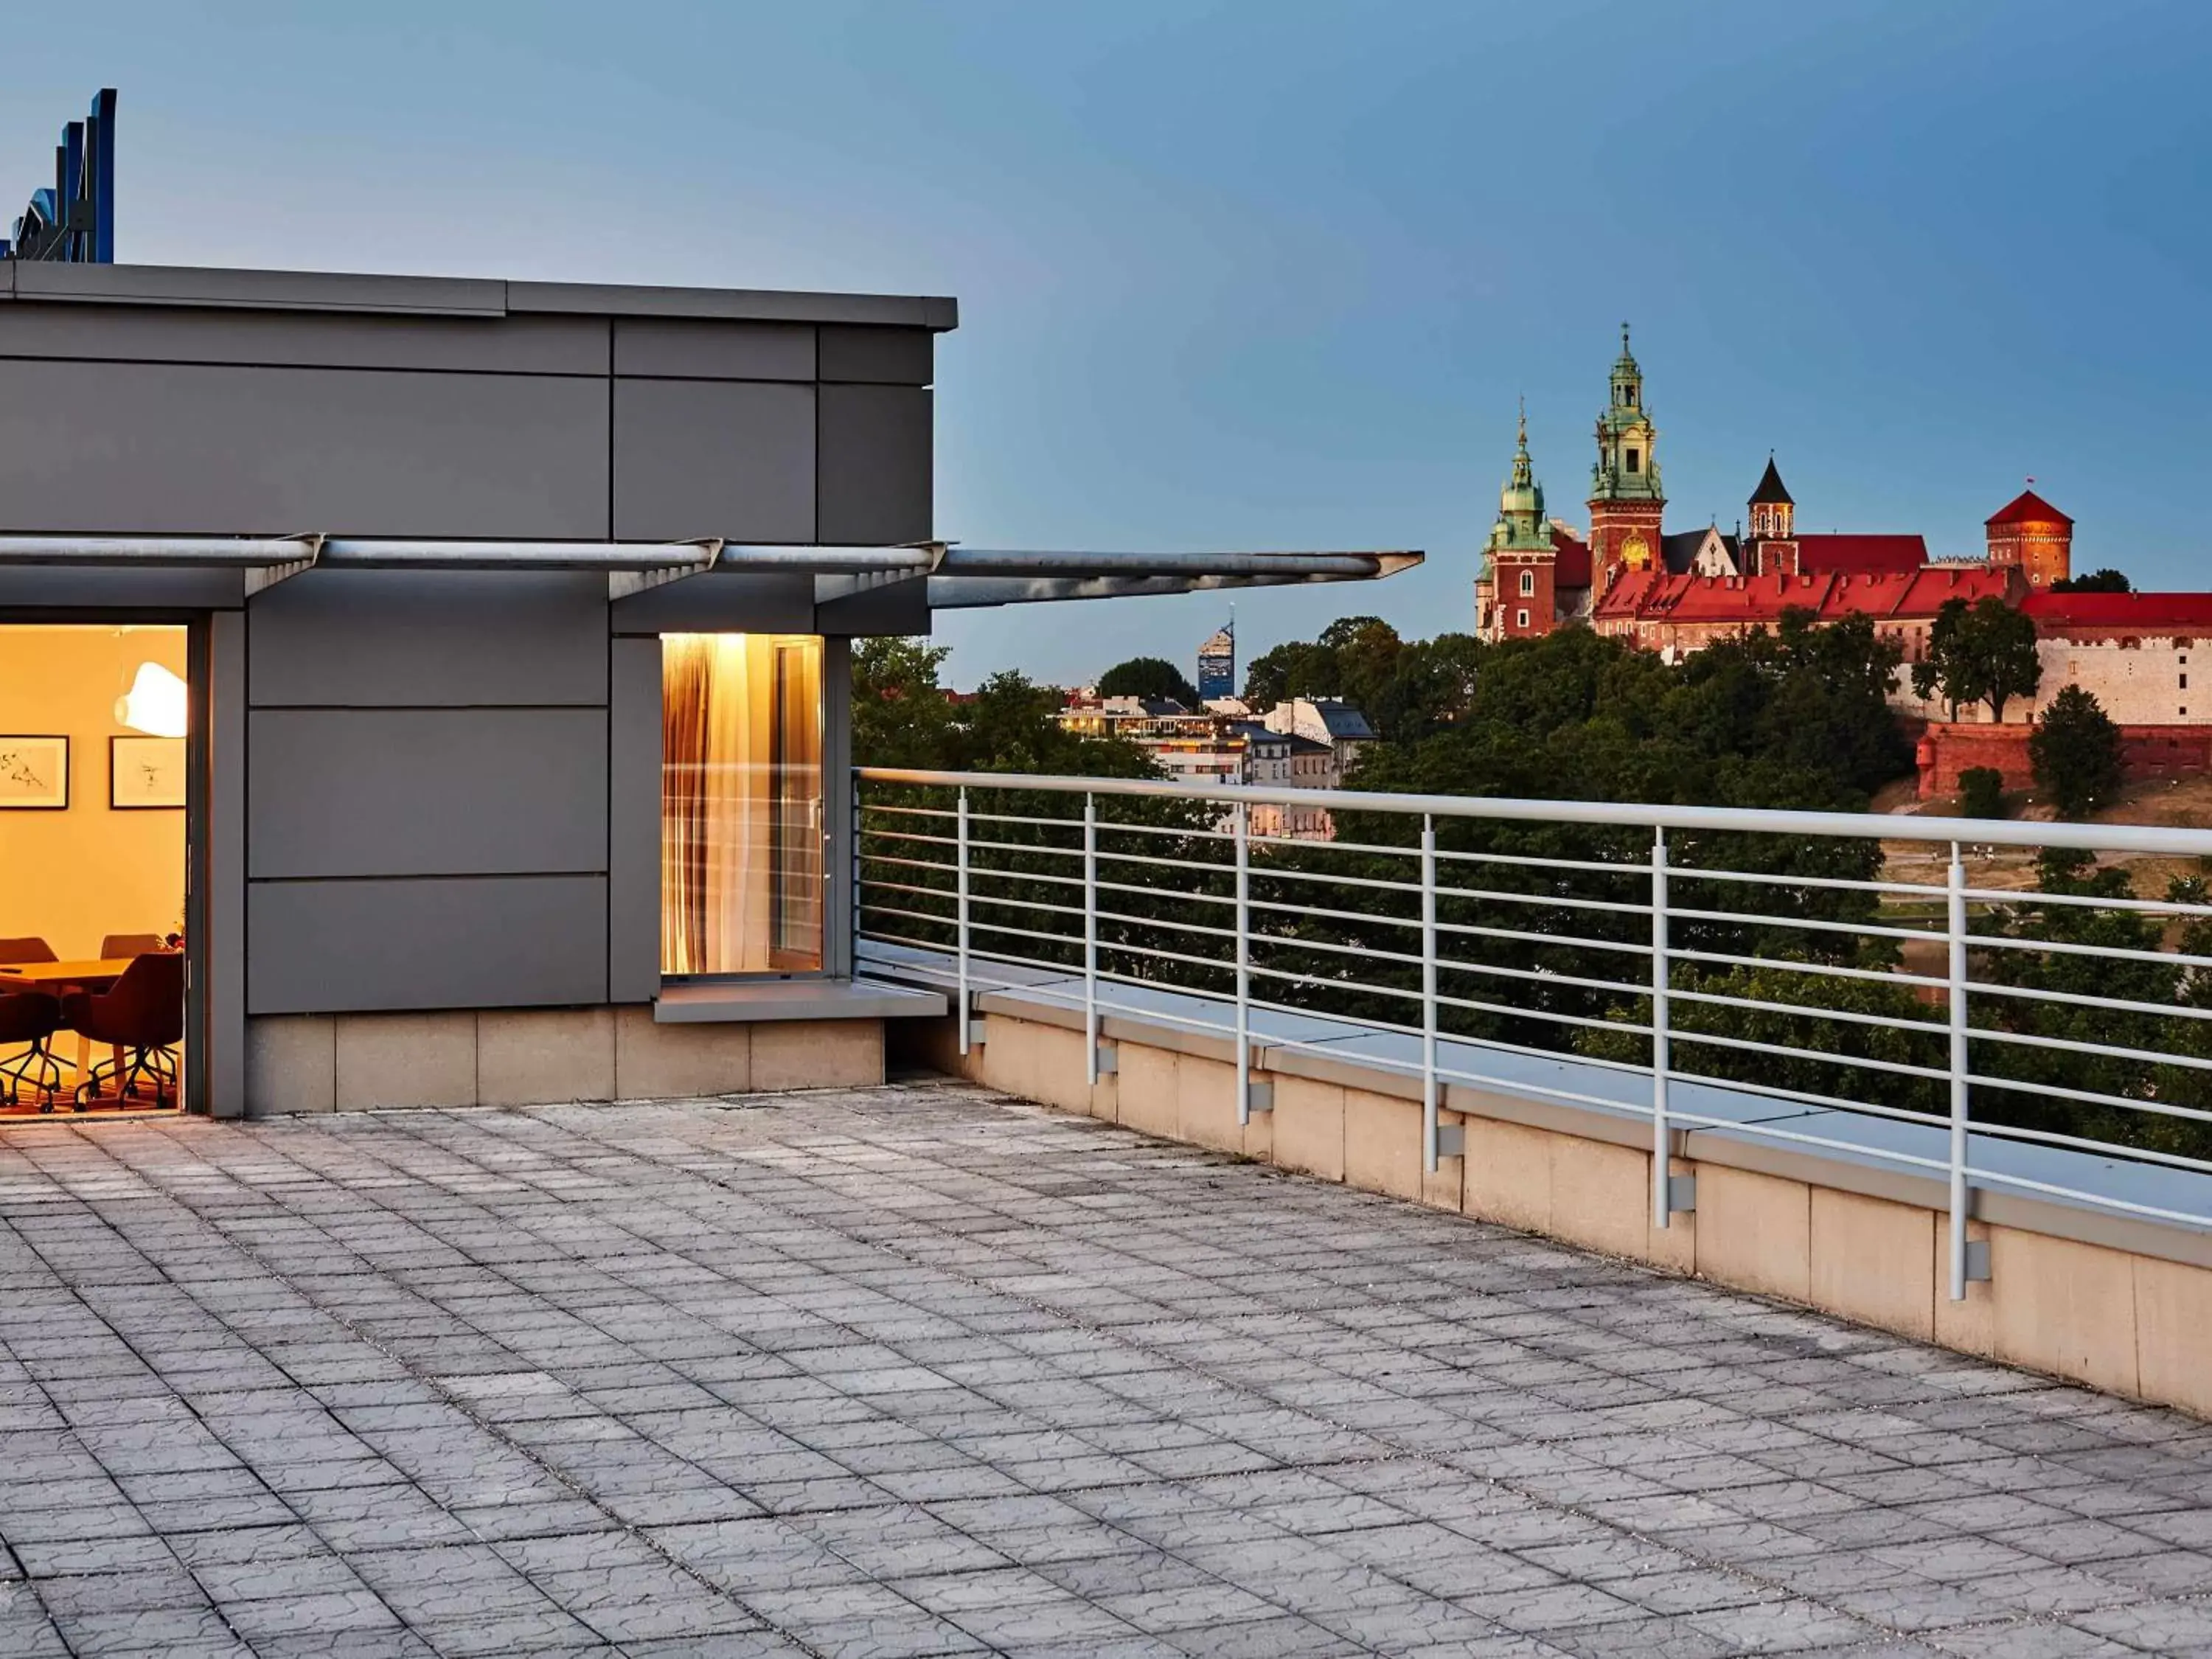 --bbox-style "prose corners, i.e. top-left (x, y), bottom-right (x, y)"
top-left (111, 736), bottom-right (185, 810)
top-left (0, 736), bottom-right (69, 809)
